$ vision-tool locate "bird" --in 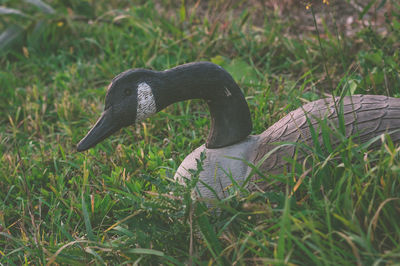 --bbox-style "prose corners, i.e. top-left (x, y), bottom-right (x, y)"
top-left (77, 62), bottom-right (400, 198)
